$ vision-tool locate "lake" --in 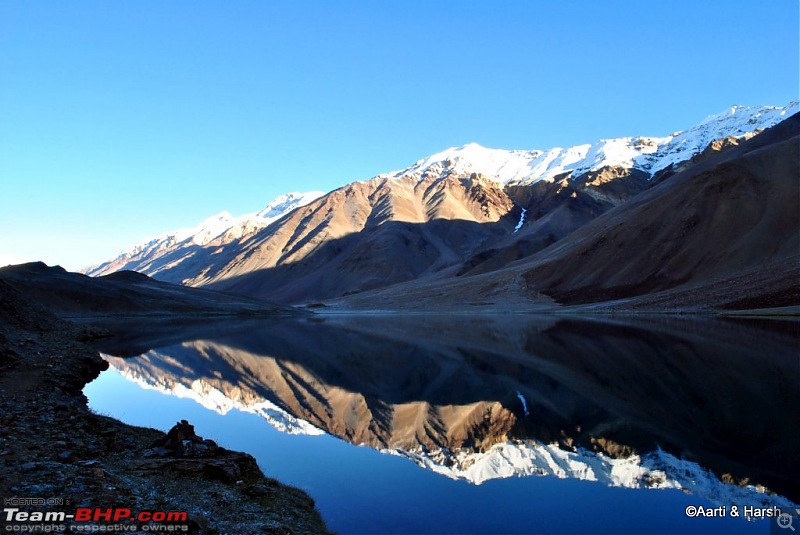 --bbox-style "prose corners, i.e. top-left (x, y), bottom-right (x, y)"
top-left (84, 314), bottom-right (799, 534)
